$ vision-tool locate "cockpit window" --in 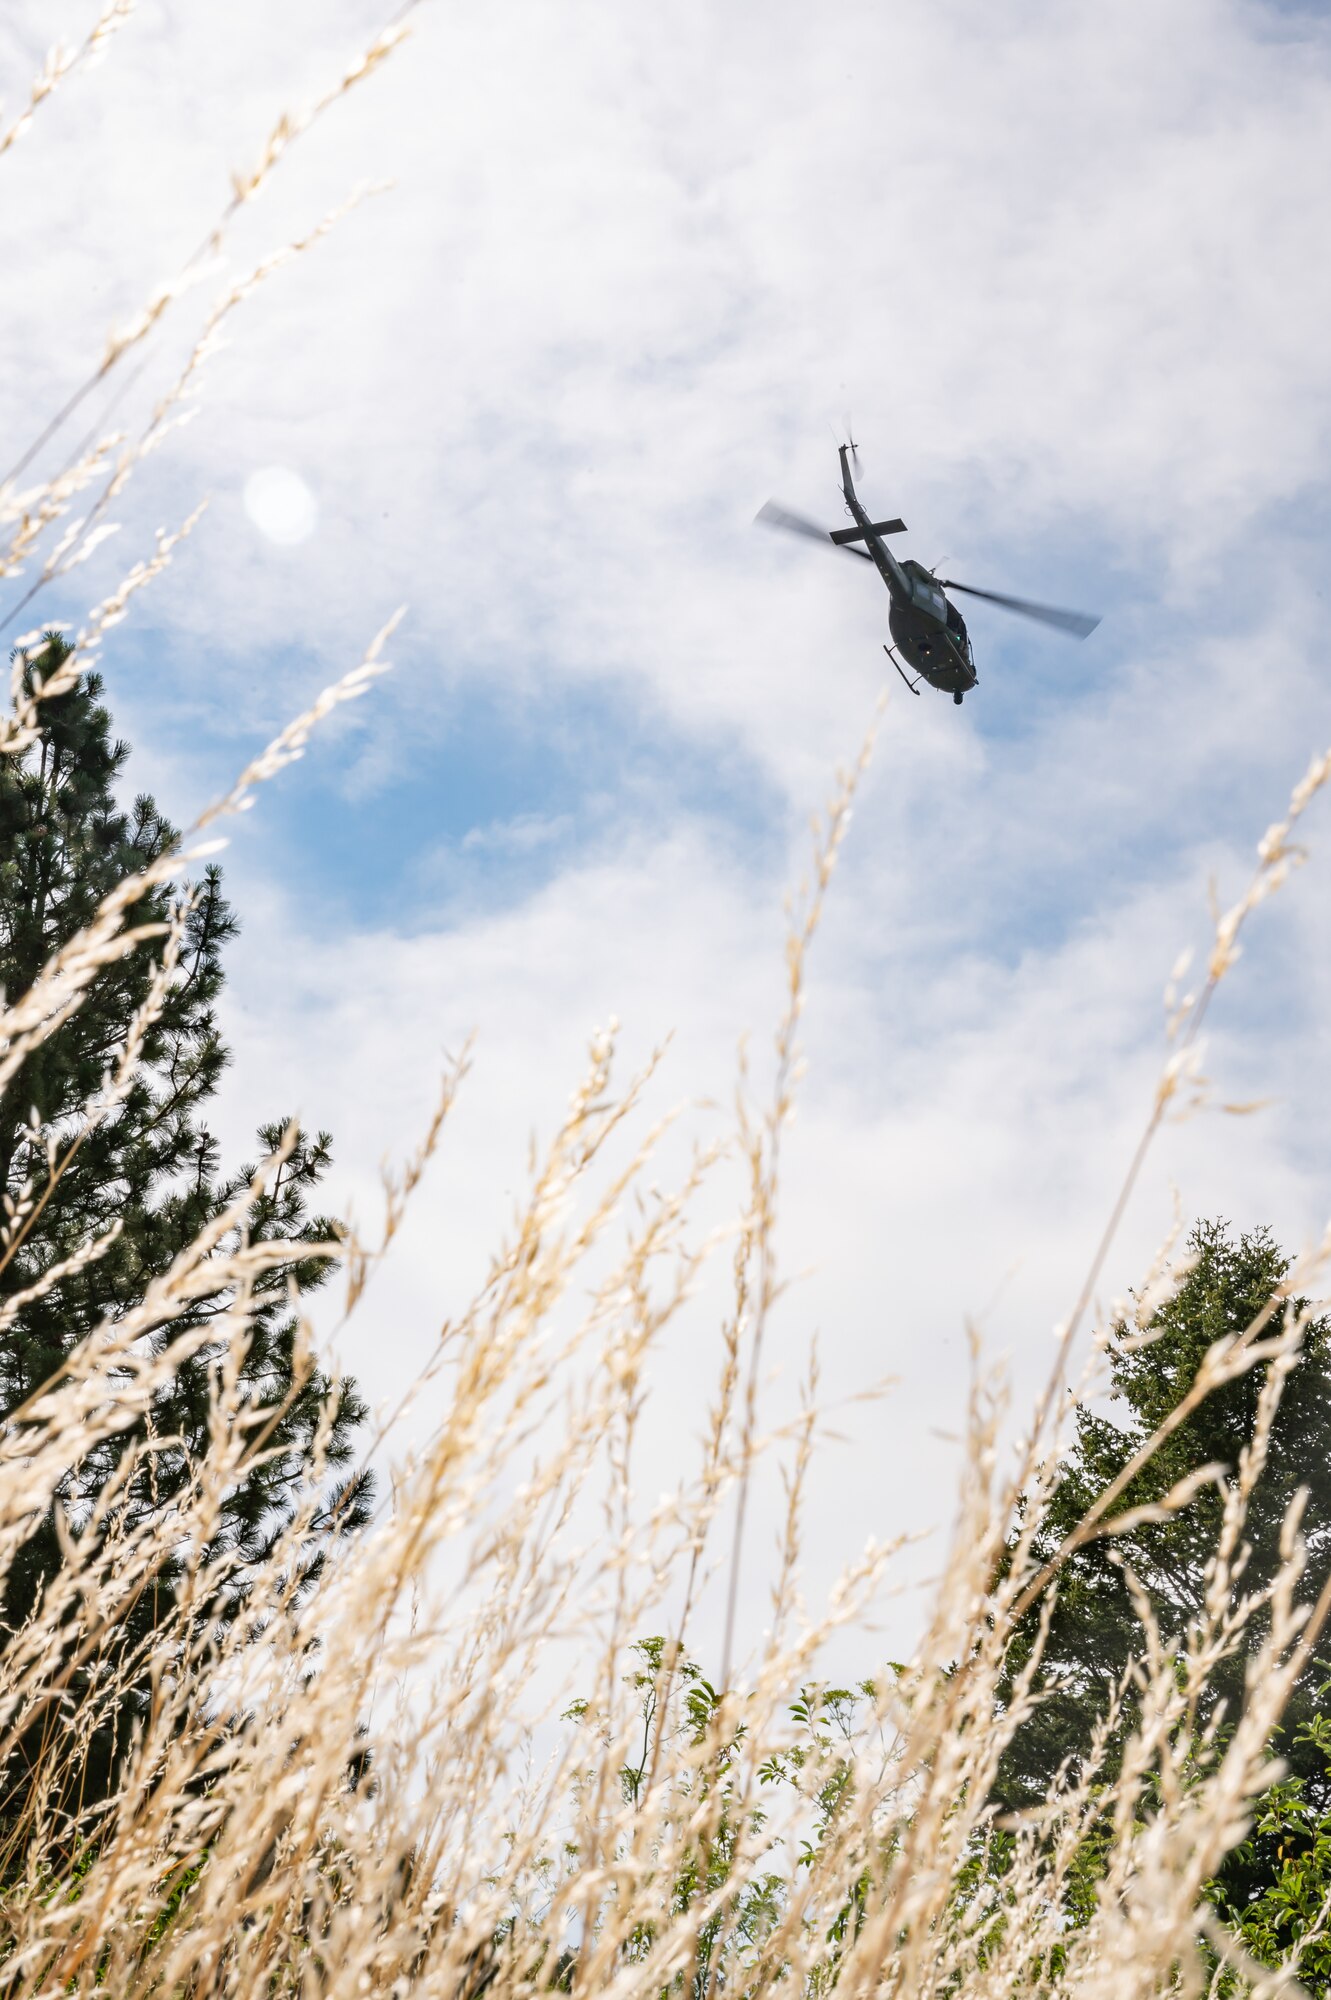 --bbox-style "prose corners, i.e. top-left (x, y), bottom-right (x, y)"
top-left (945, 599), bottom-right (972, 658)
